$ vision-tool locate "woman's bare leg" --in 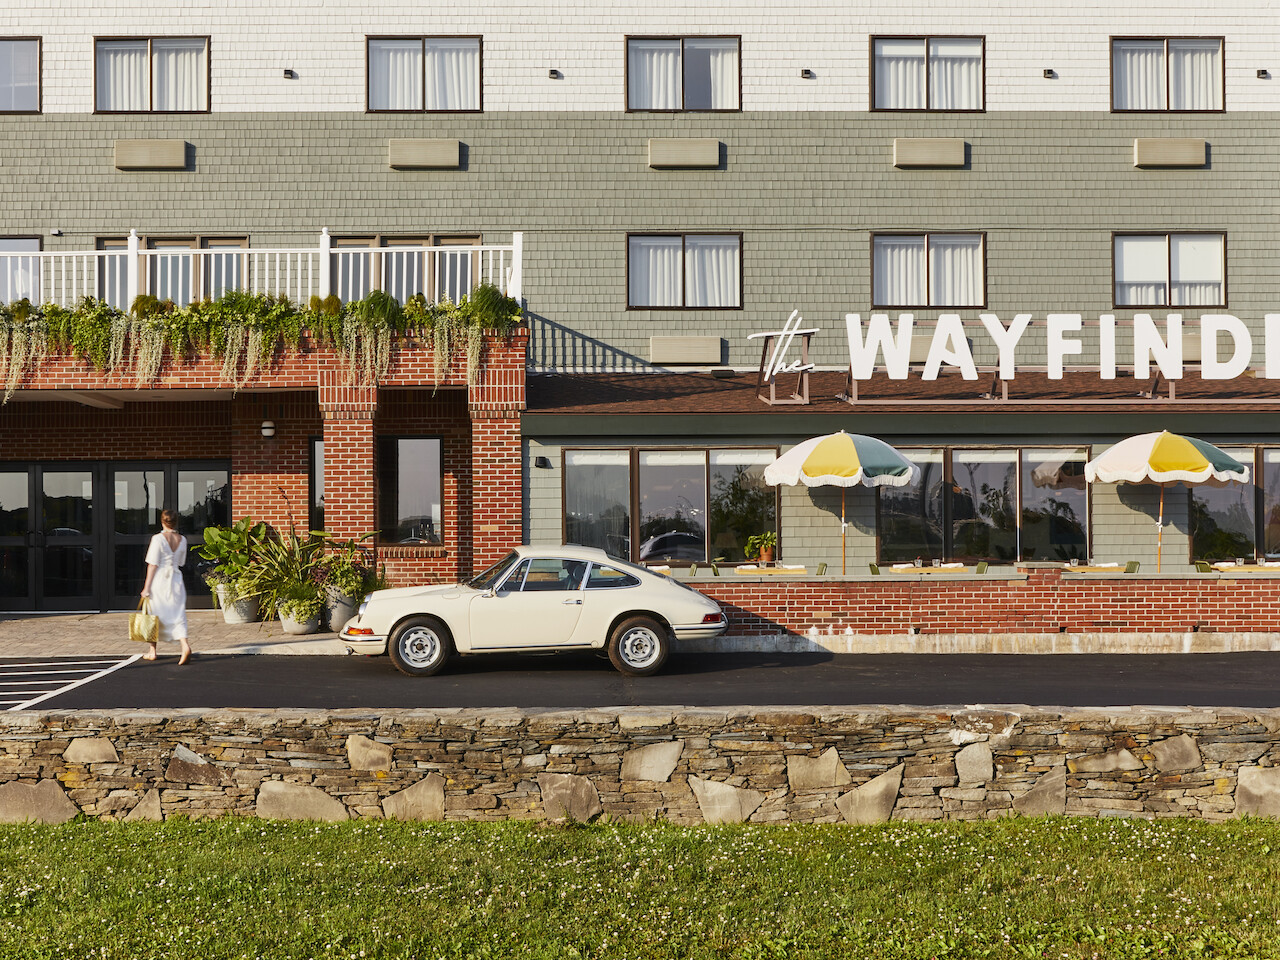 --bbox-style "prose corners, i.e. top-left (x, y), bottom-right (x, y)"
top-left (142, 642), bottom-right (158, 661)
top-left (178, 638), bottom-right (192, 665)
